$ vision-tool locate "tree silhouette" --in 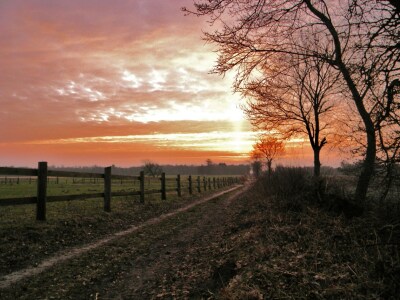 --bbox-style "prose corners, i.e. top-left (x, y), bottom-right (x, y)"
top-left (244, 54), bottom-right (339, 177)
top-left (184, 0), bottom-right (400, 205)
top-left (142, 160), bottom-right (163, 177)
top-left (252, 136), bottom-right (284, 177)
